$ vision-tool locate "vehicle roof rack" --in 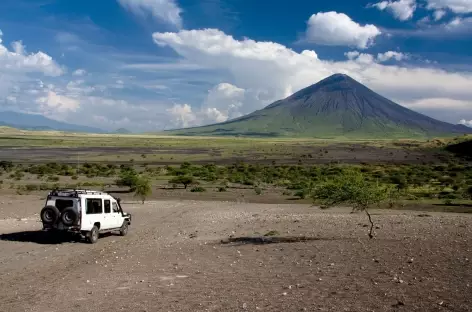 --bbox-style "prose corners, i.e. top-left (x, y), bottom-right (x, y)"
top-left (48, 189), bottom-right (108, 198)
